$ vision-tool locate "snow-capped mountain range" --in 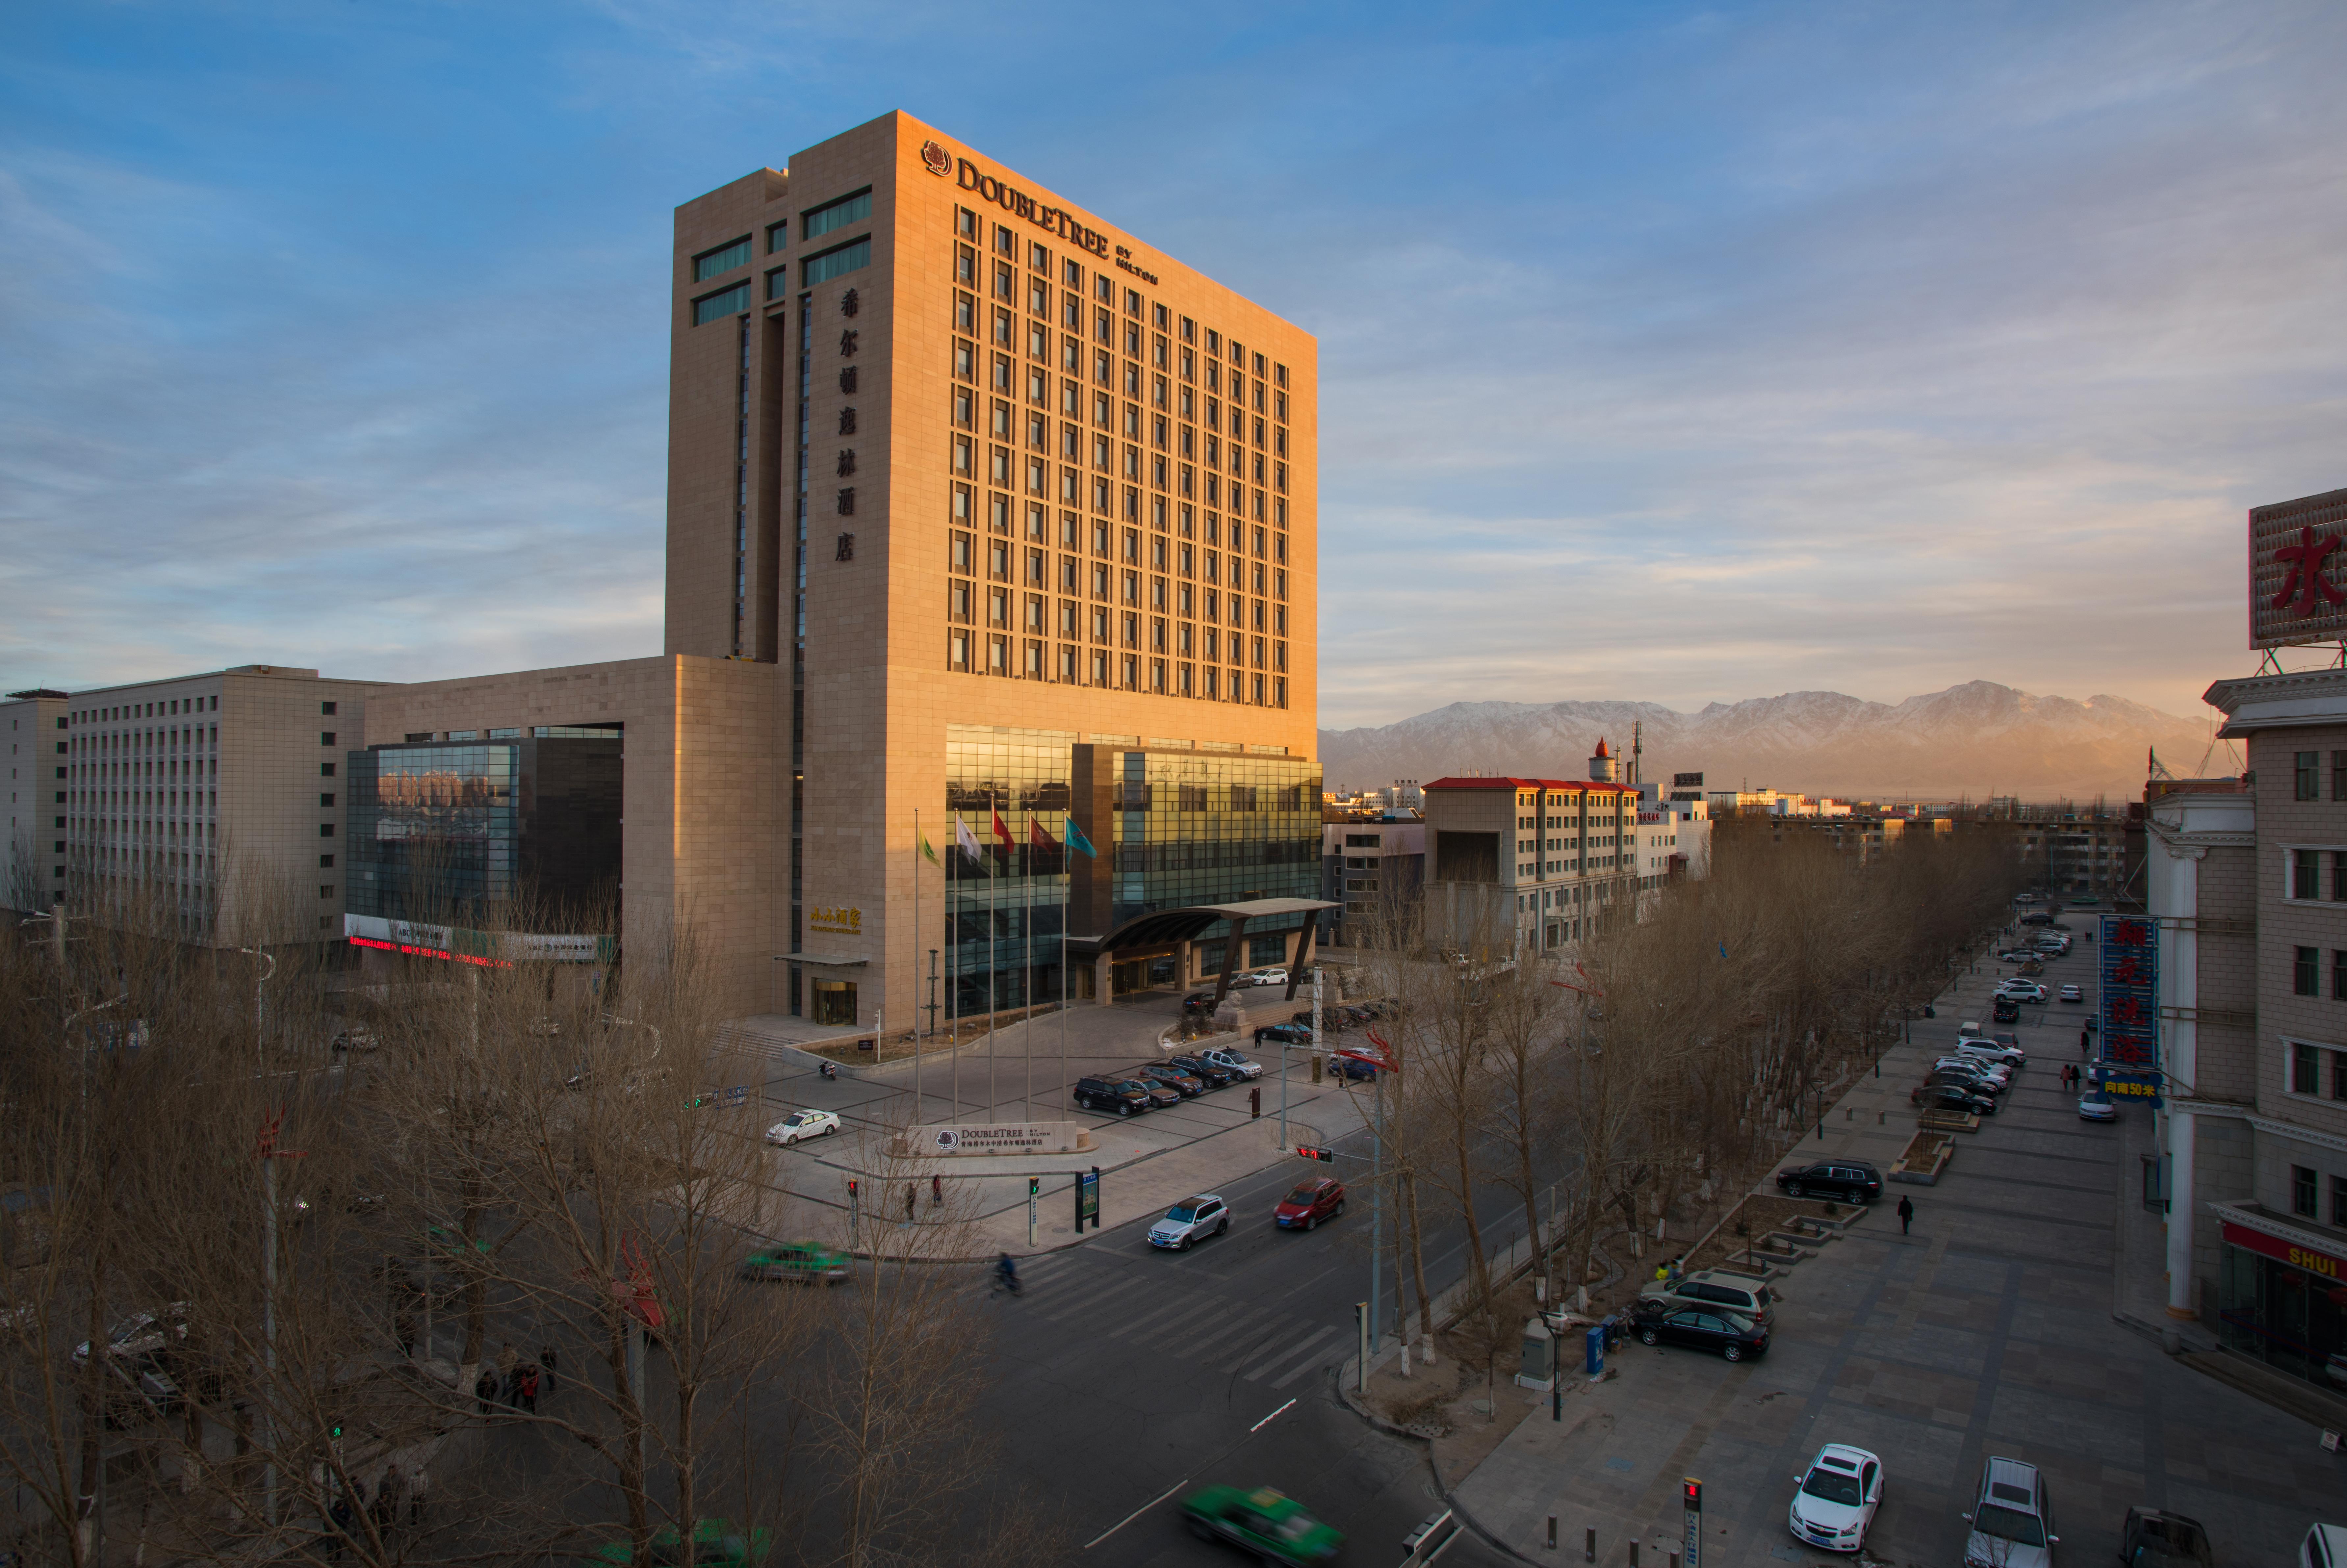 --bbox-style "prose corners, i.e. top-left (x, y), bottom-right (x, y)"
top-left (1318, 682), bottom-right (2223, 803)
